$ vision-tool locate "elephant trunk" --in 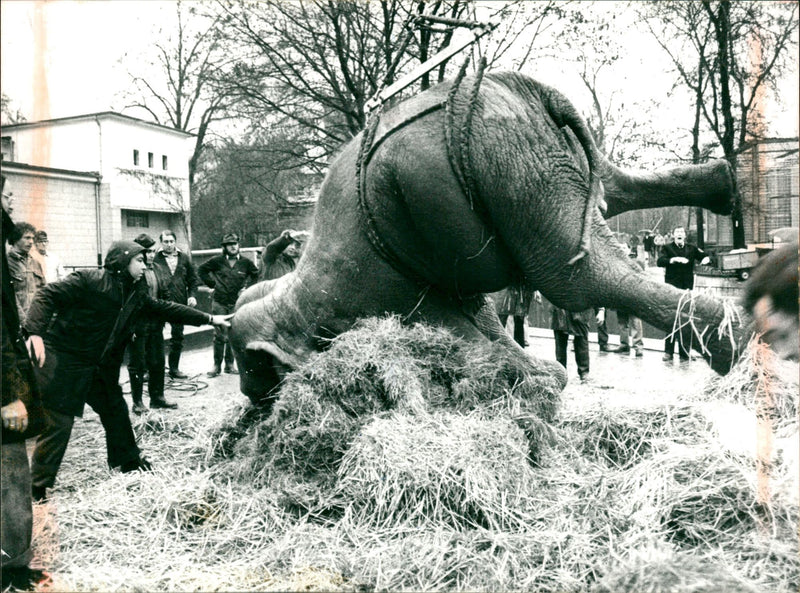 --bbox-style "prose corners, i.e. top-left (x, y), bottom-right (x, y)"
top-left (602, 159), bottom-right (736, 218)
top-left (589, 249), bottom-right (752, 374)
